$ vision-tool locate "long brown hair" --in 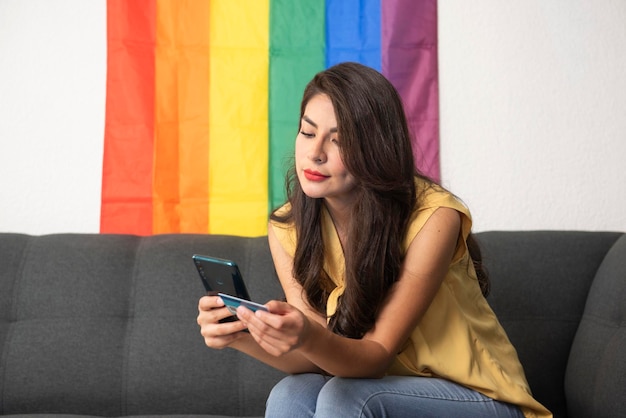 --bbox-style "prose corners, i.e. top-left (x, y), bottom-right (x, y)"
top-left (271, 62), bottom-right (488, 338)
